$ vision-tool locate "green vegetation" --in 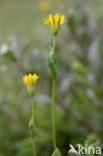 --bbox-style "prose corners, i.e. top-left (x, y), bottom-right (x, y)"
top-left (0, 0), bottom-right (103, 156)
